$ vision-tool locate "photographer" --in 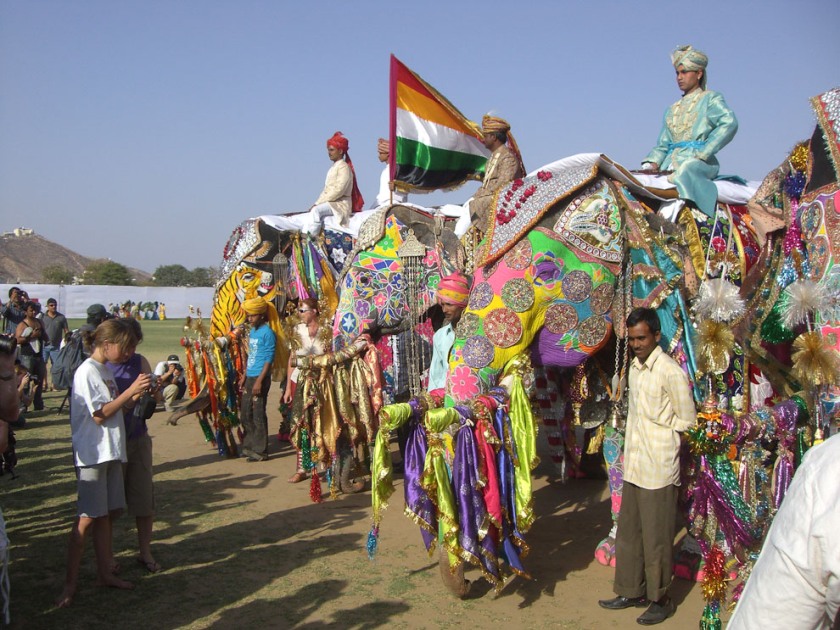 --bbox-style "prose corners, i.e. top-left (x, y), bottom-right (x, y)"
top-left (153, 354), bottom-right (186, 412)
